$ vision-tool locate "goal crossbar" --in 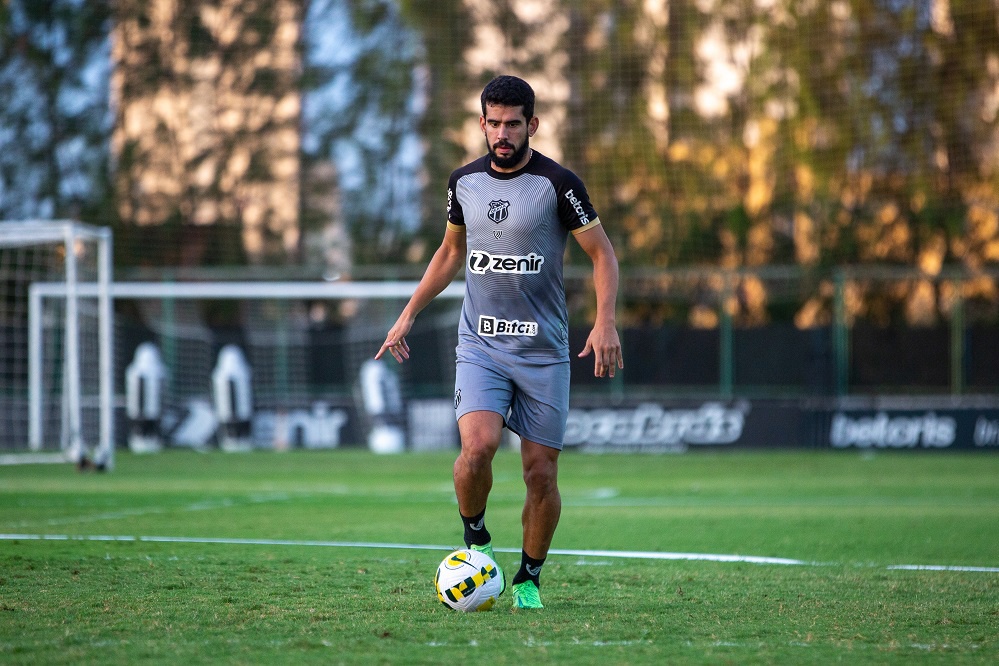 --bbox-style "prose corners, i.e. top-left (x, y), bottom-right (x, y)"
top-left (31, 281), bottom-right (466, 300)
